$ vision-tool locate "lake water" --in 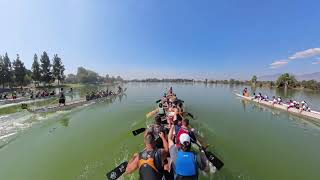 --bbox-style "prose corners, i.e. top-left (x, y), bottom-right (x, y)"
top-left (0, 83), bottom-right (320, 180)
